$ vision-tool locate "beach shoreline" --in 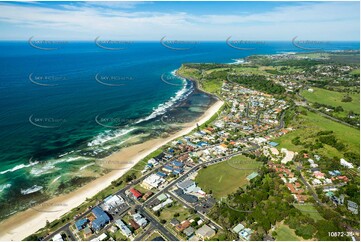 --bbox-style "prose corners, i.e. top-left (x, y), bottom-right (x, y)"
top-left (0, 95), bottom-right (224, 241)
